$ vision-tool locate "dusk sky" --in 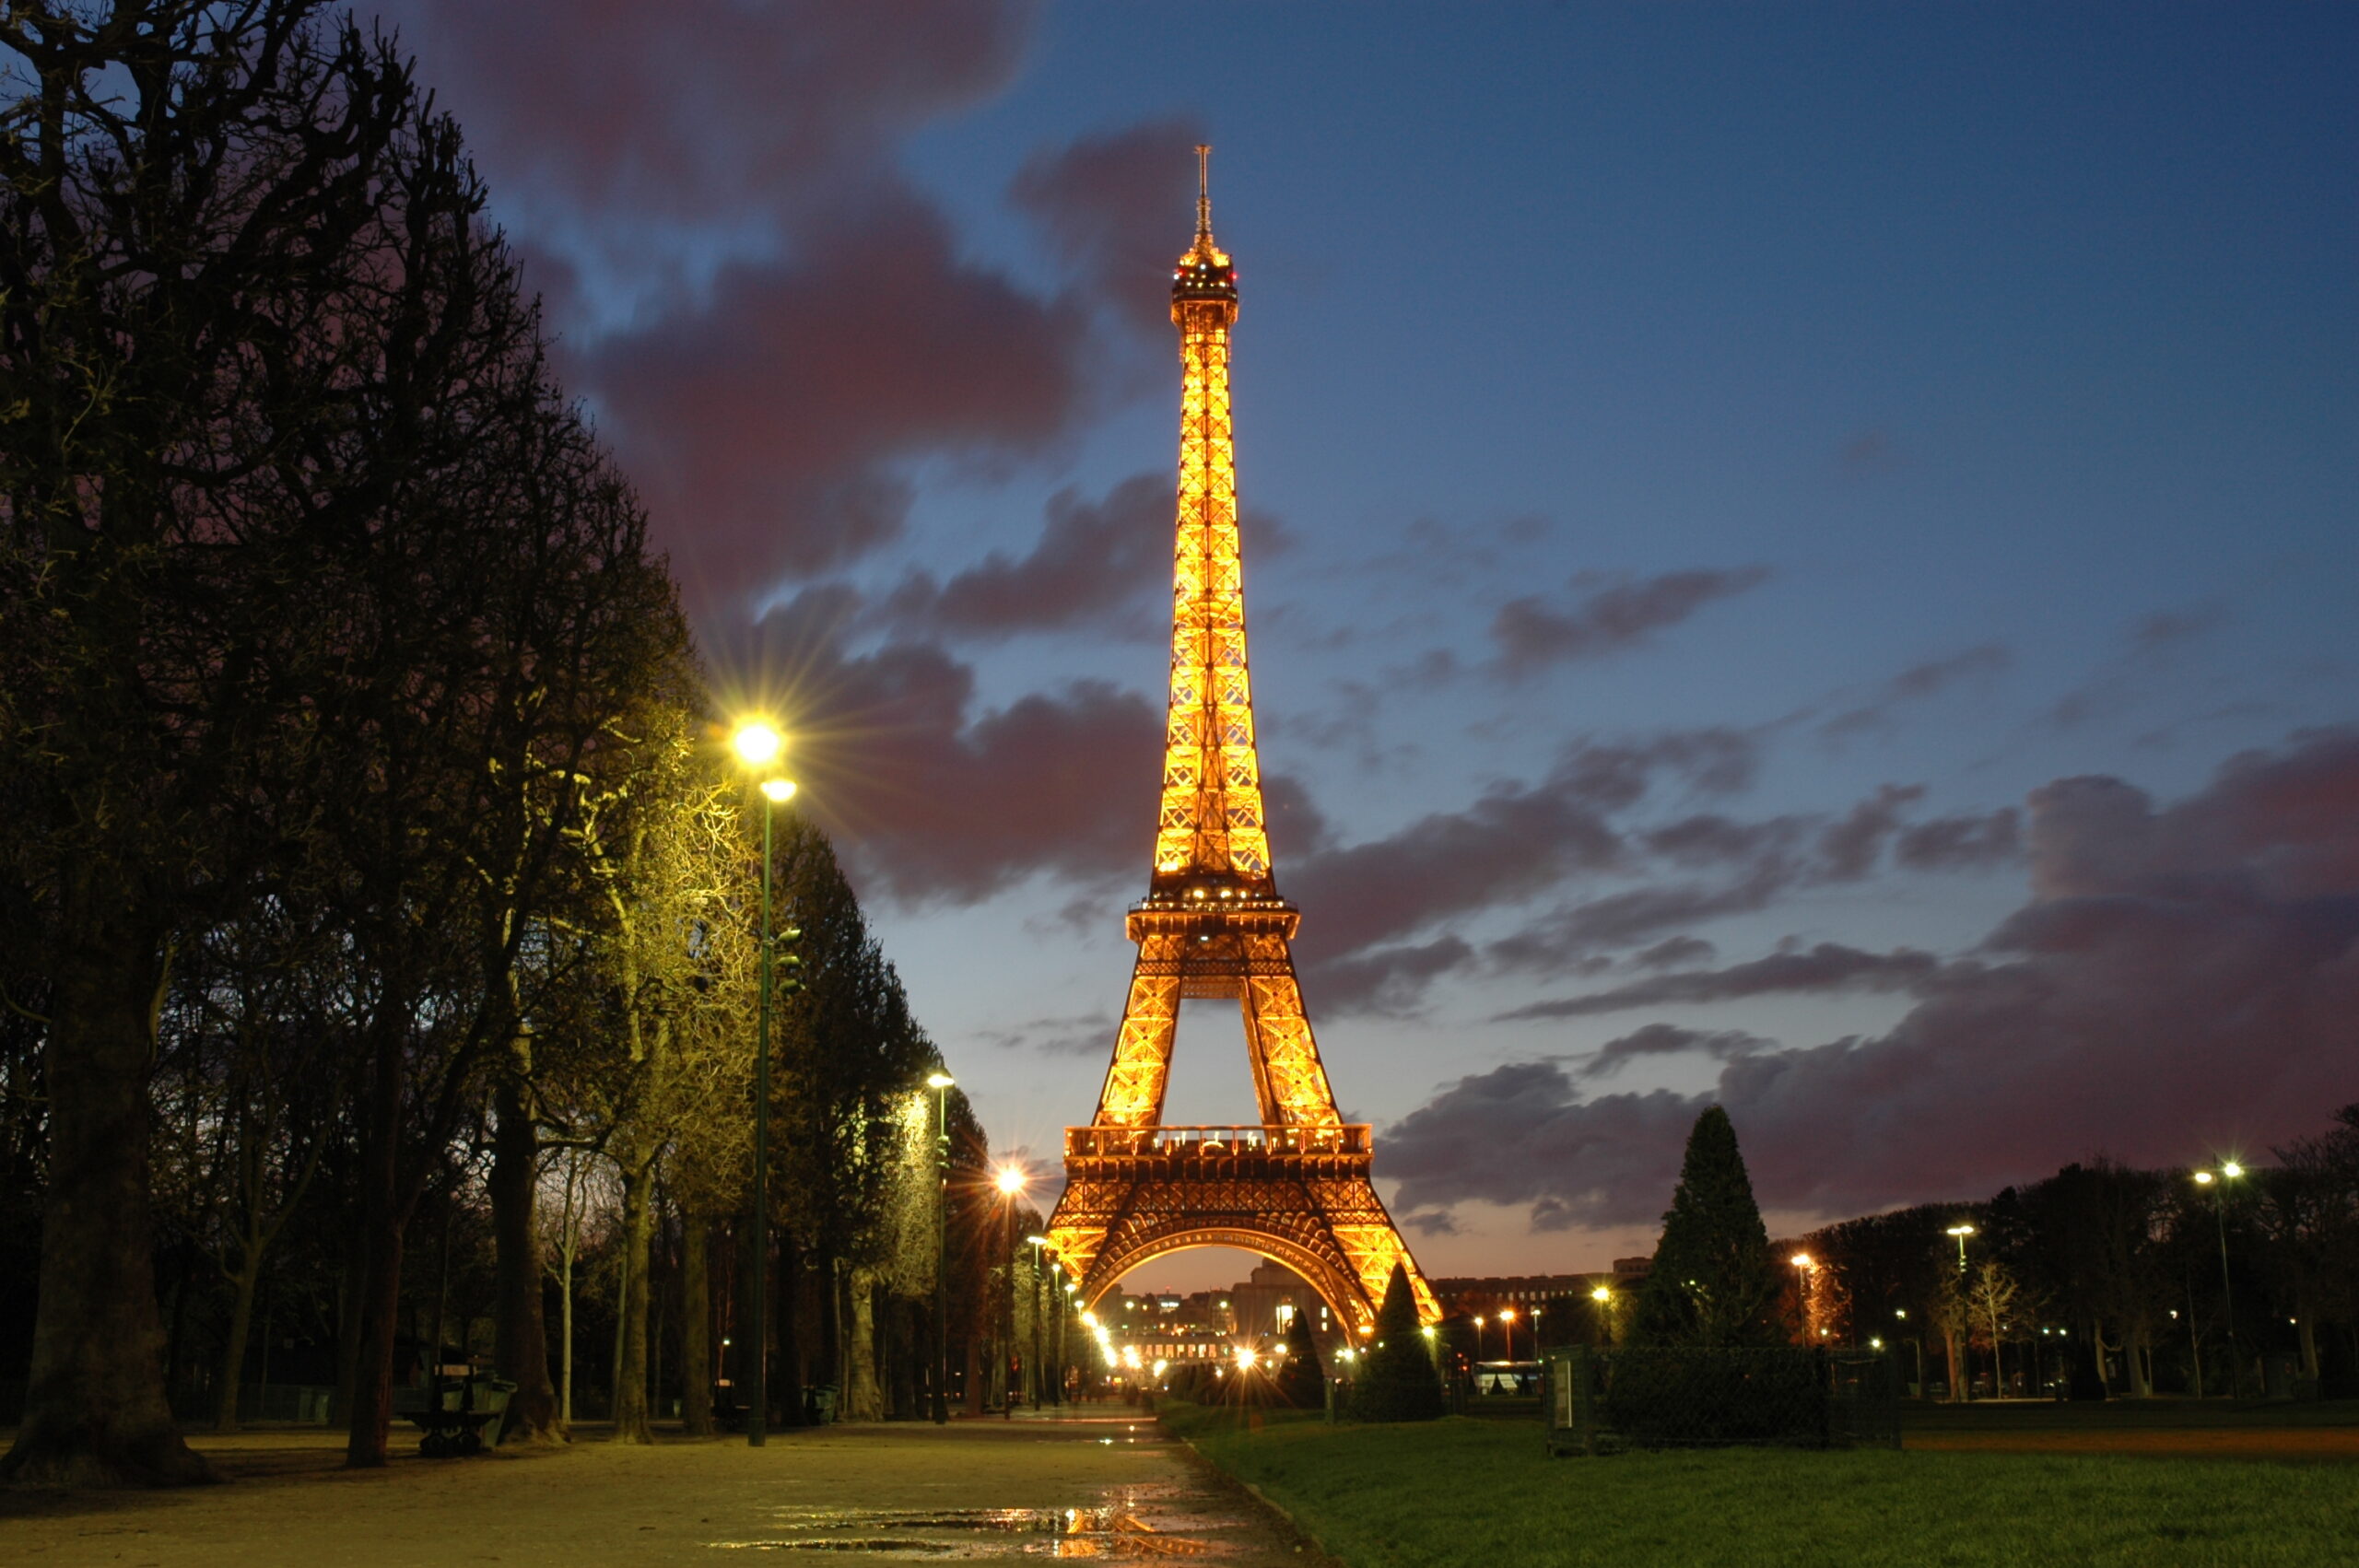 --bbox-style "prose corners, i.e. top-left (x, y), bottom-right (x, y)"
top-left (384, 2), bottom-right (2354, 1290)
